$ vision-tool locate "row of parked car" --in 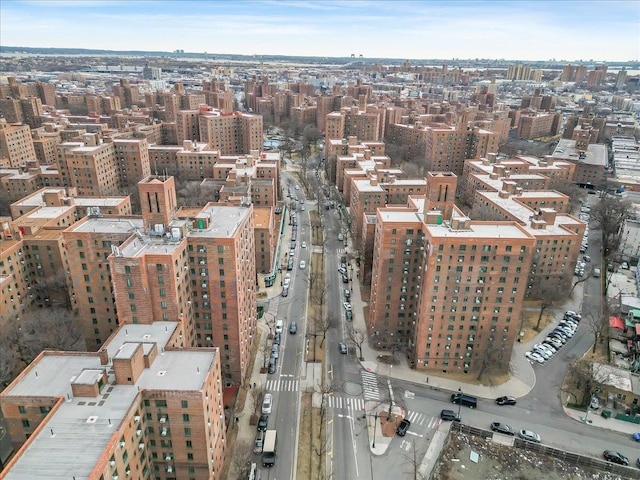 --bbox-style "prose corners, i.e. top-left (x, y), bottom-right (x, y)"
top-left (579, 203), bottom-right (590, 253)
top-left (525, 311), bottom-right (581, 364)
